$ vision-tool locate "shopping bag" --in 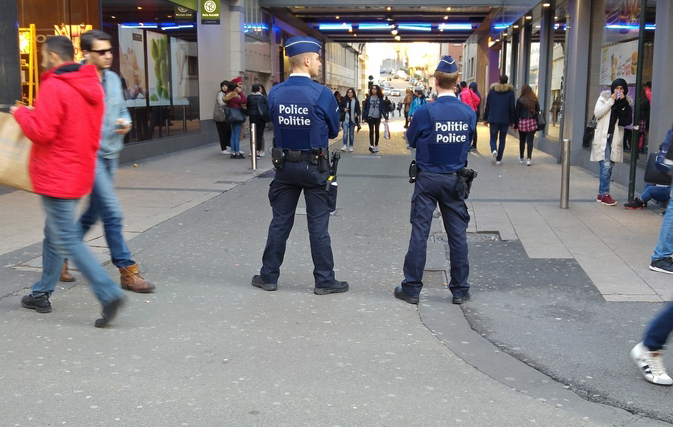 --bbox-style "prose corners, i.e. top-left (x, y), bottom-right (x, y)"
top-left (0, 112), bottom-right (33, 192)
top-left (383, 121), bottom-right (390, 140)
